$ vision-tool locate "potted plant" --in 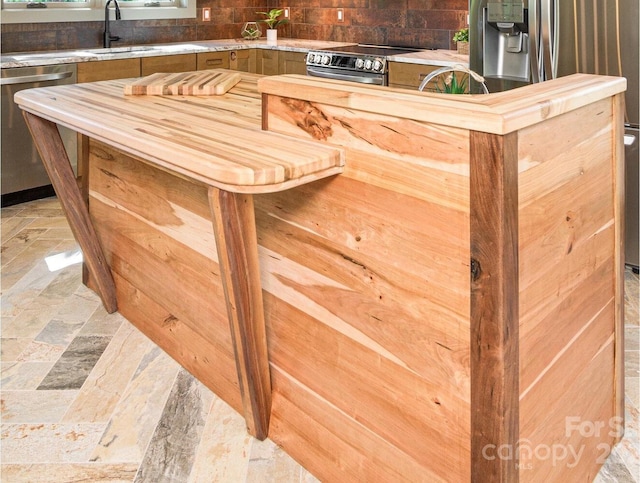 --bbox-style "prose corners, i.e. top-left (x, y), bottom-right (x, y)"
top-left (453, 27), bottom-right (469, 55)
top-left (258, 8), bottom-right (289, 43)
top-left (435, 71), bottom-right (468, 94)
top-left (241, 22), bottom-right (261, 40)
top-left (418, 65), bottom-right (489, 94)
